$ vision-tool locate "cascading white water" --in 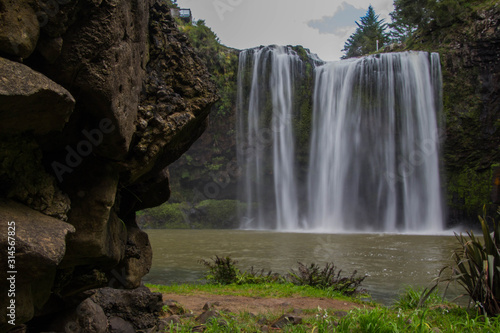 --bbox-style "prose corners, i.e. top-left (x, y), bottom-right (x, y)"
top-left (308, 52), bottom-right (444, 232)
top-left (237, 46), bottom-right (301, 230)
top-left (237, 48), bottom-right (444, 233)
